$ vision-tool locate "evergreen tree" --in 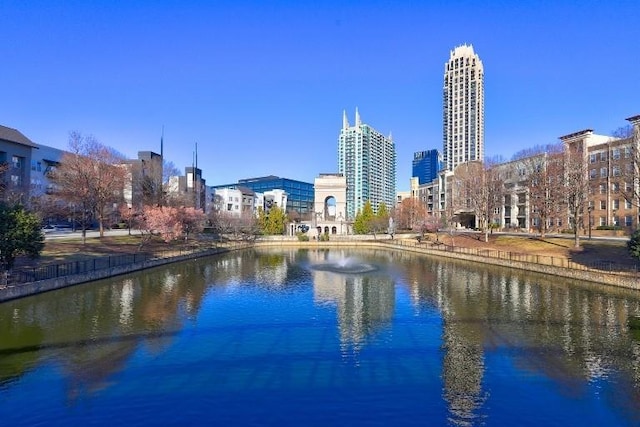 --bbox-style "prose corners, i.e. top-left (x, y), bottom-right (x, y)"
top-left (628, 229), bottom-right (640, 260)
top-left (258, 205), bottom-right (287, 235)
top-left (0, 203), bottom-right (45, 273)
top-left (353, 201), bottom-right (374, 234)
